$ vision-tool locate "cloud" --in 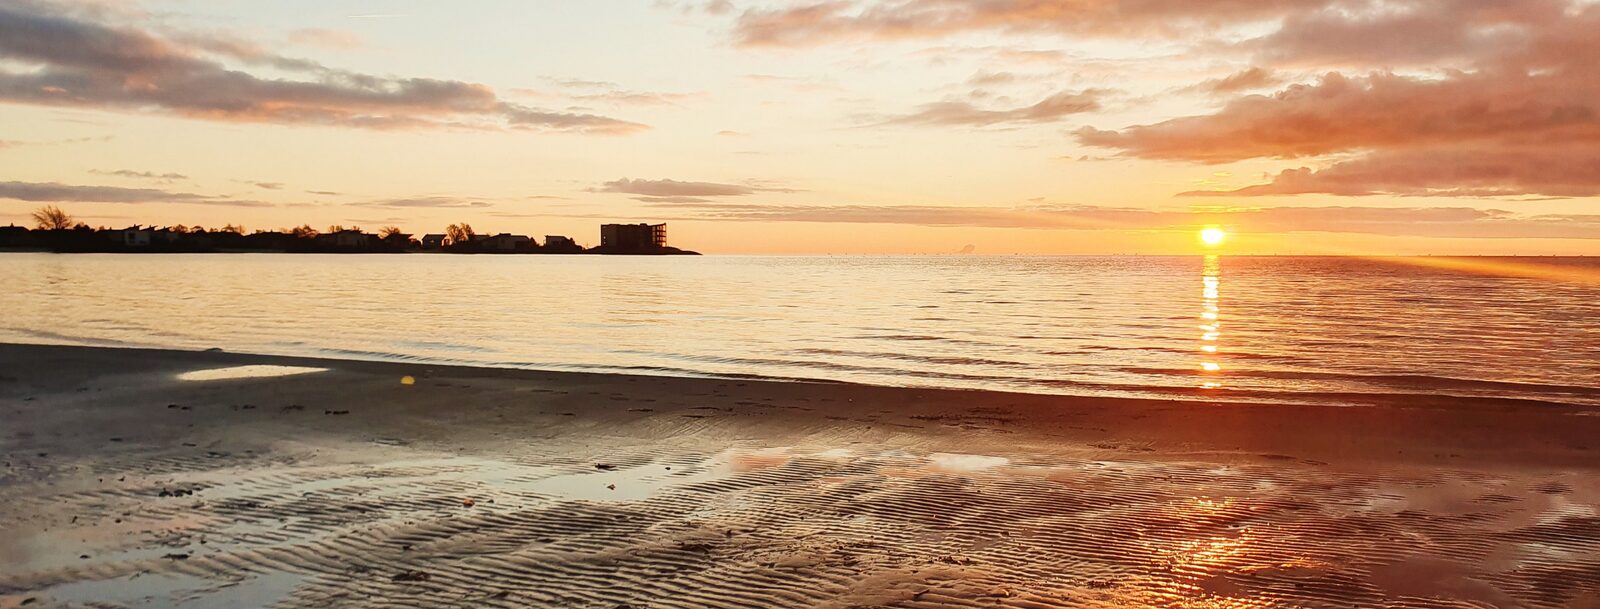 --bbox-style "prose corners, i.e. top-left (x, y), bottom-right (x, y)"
top-left (731, 1), bottom-right (1600, 199)
top-left (232, 179), bottom-right (284, 190)
top-left (536, 77), bottom-right (699, 107)
top-left (349, 196), bottom-right (493, 209)
top-left (966, 71), bottom-right (1016, 86)
top-left (1182, 145), bottom-right (1600, 198)
top-left (645, 200), bottom-right (1600, 239)
top-left (1246, 0), bottom-right (1558, 68)
top-left (634, 196), bottom-right (715, 204)
top-left (594, 178), bottom-right (762, 197)
top-left (572, 90), bottom-right (698, 106)
top-left (1073, 2), bottom-right (1600, 198)
top-left (0, 134), bottom-right (114, 148)
top-left (546, 77), bottom-right (620, 89)
top-left (731, 0), bottom-right (1332, 47)
top-left (90, 169), bottom-right (188, 181)
top-left (287, 28), bottom-right (364, 50)
top-left (0, 3), bottom-right (646, 134)
top-left (0, 180), bottom-right (272, 206)
top-left (885, 89), bottom-right (1104, 127)
top-left (1078, 71), bottom-right (1600, 164)
top-left (1185, 67), bottom-right (1284, 95)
